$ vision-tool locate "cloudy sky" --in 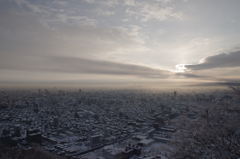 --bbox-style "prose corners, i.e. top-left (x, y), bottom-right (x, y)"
top-left (1, 0), bottom-right (240, 87)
